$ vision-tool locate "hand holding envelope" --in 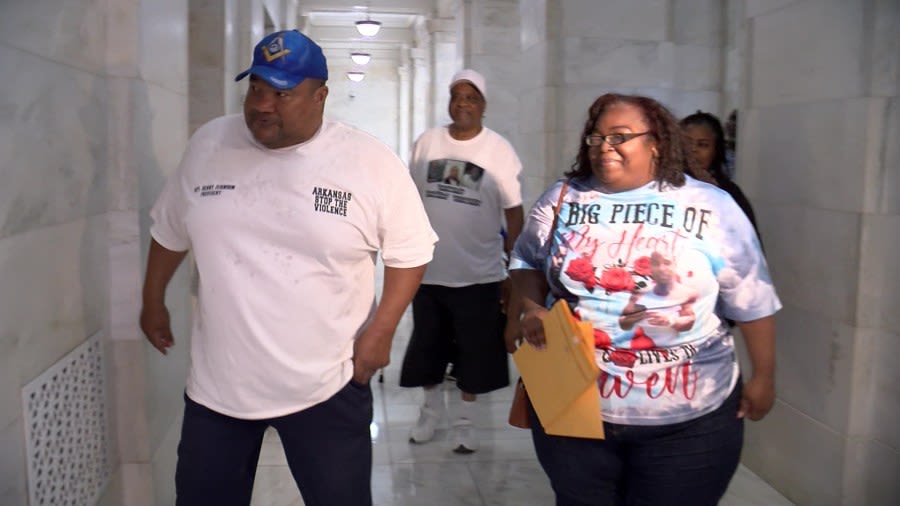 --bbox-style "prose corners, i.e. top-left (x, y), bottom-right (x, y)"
top-left (512, 300), bottom-right (605, 439)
